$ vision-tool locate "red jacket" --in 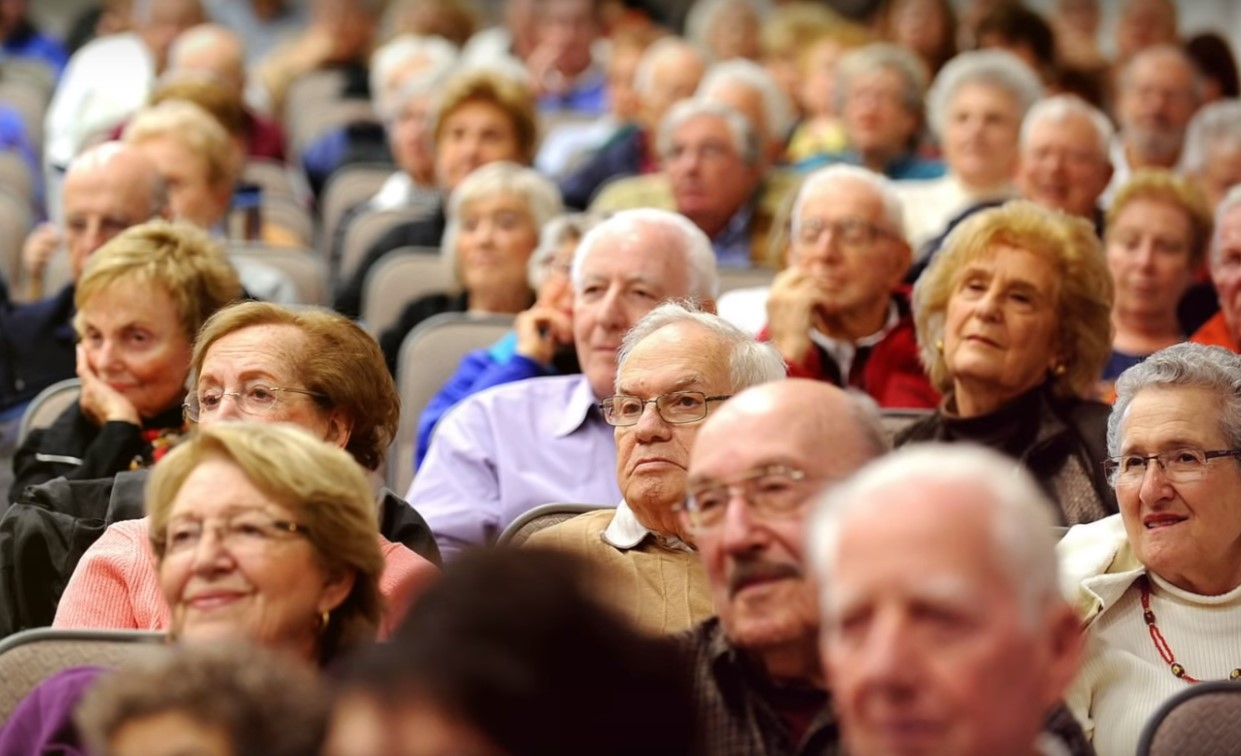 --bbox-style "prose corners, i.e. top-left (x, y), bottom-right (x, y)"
top-left (758, 294), bottom-right (940, 409)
